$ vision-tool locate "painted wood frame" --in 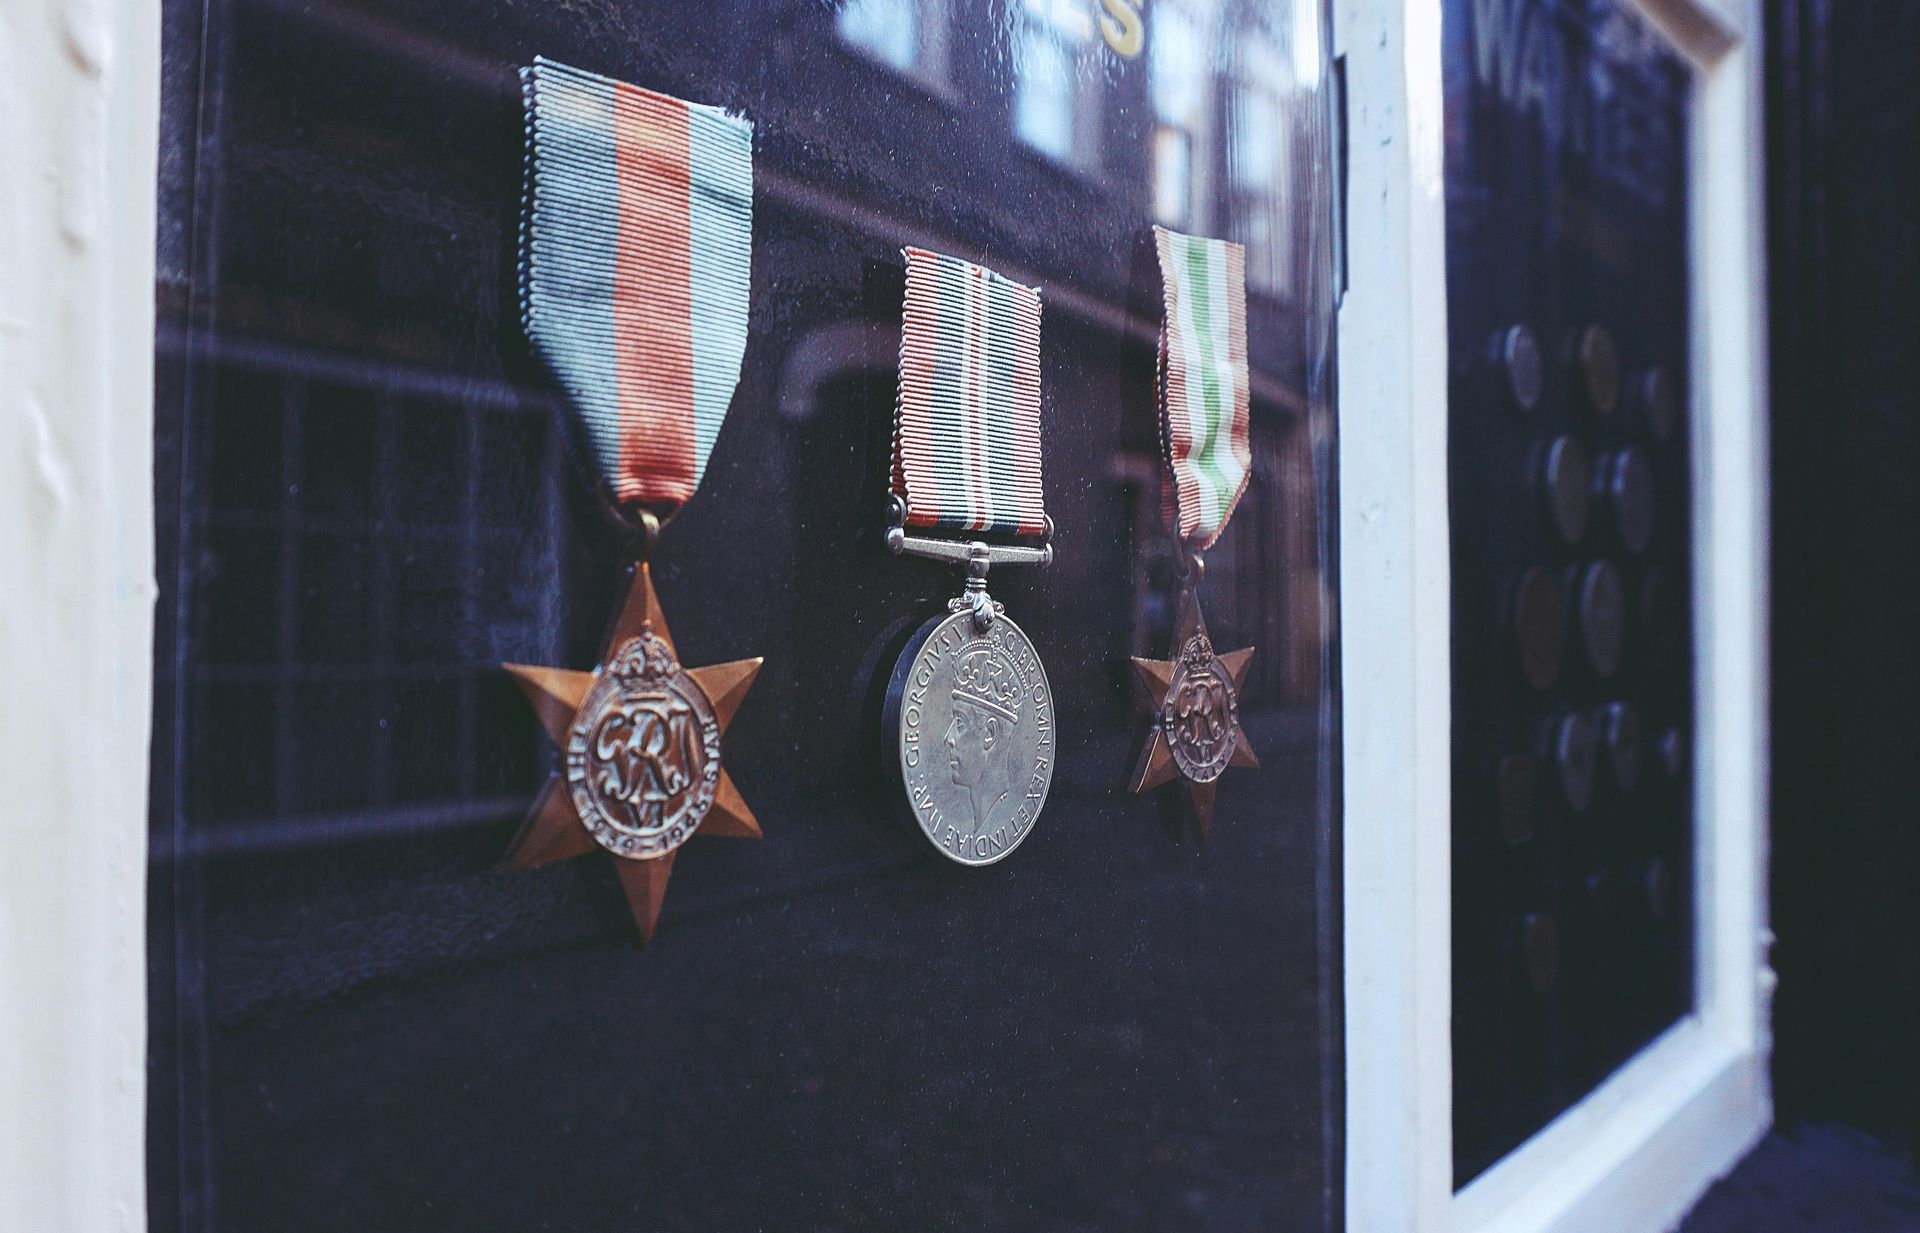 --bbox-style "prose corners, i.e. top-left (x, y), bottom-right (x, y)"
top-left (0, 0), bottom-right (161, 1228)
